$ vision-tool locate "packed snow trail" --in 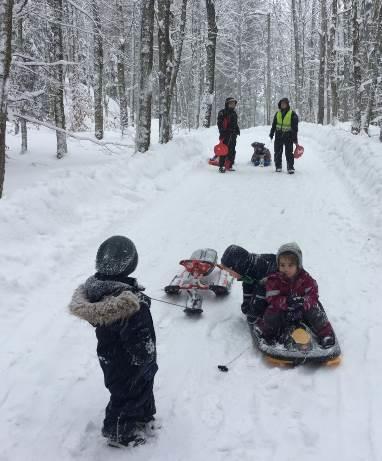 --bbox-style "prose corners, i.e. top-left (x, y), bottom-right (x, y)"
top-left (1, 125), bottom-right (382, 461)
